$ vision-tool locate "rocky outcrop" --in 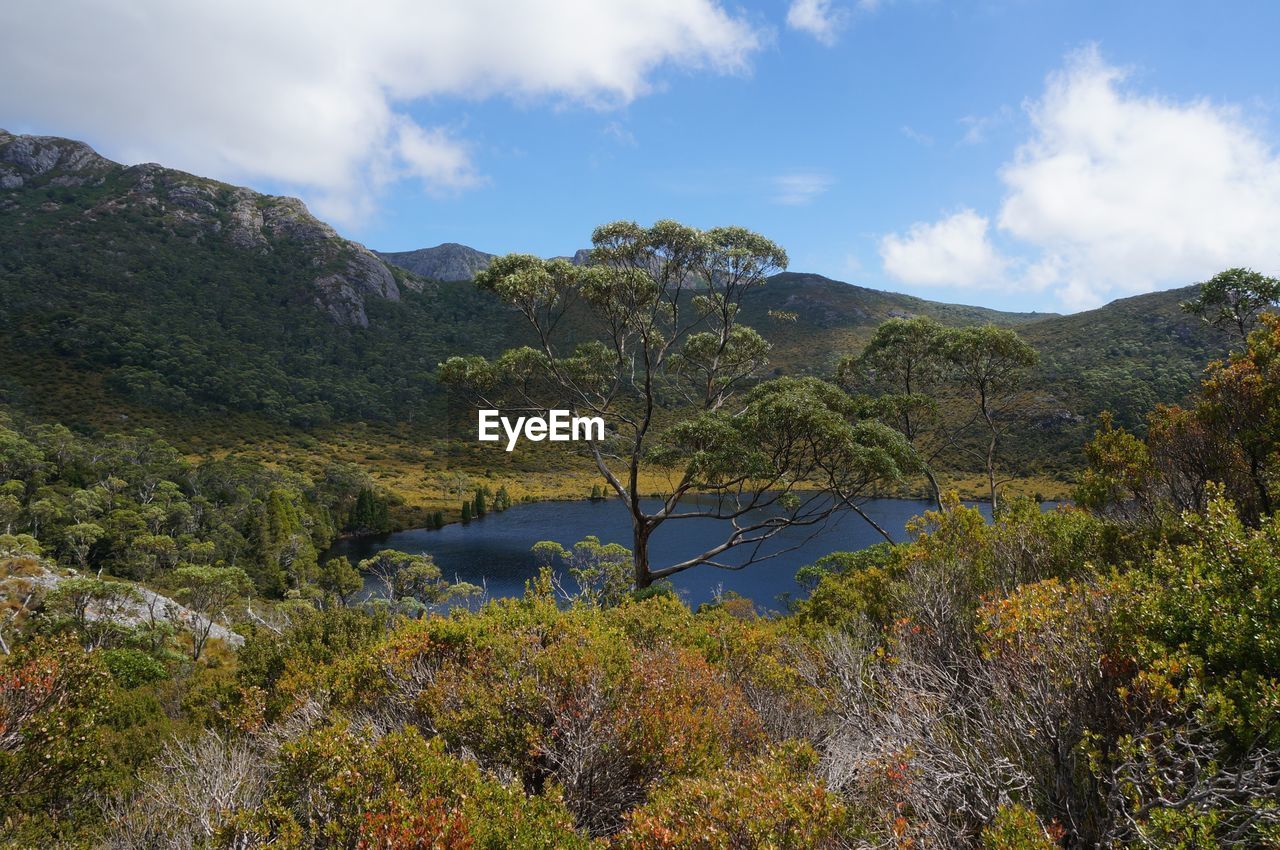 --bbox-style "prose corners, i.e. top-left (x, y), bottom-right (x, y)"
top-left (1, 559), bottom-right (245, 649)
top-left (0, 130), bottom-right (403, 327)
top-left (0, 128), bottom-right (114, 188)
top-left (379, 242), bottom-right (653, 280)
top-left (378, 242), bottom-right (495, 281)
